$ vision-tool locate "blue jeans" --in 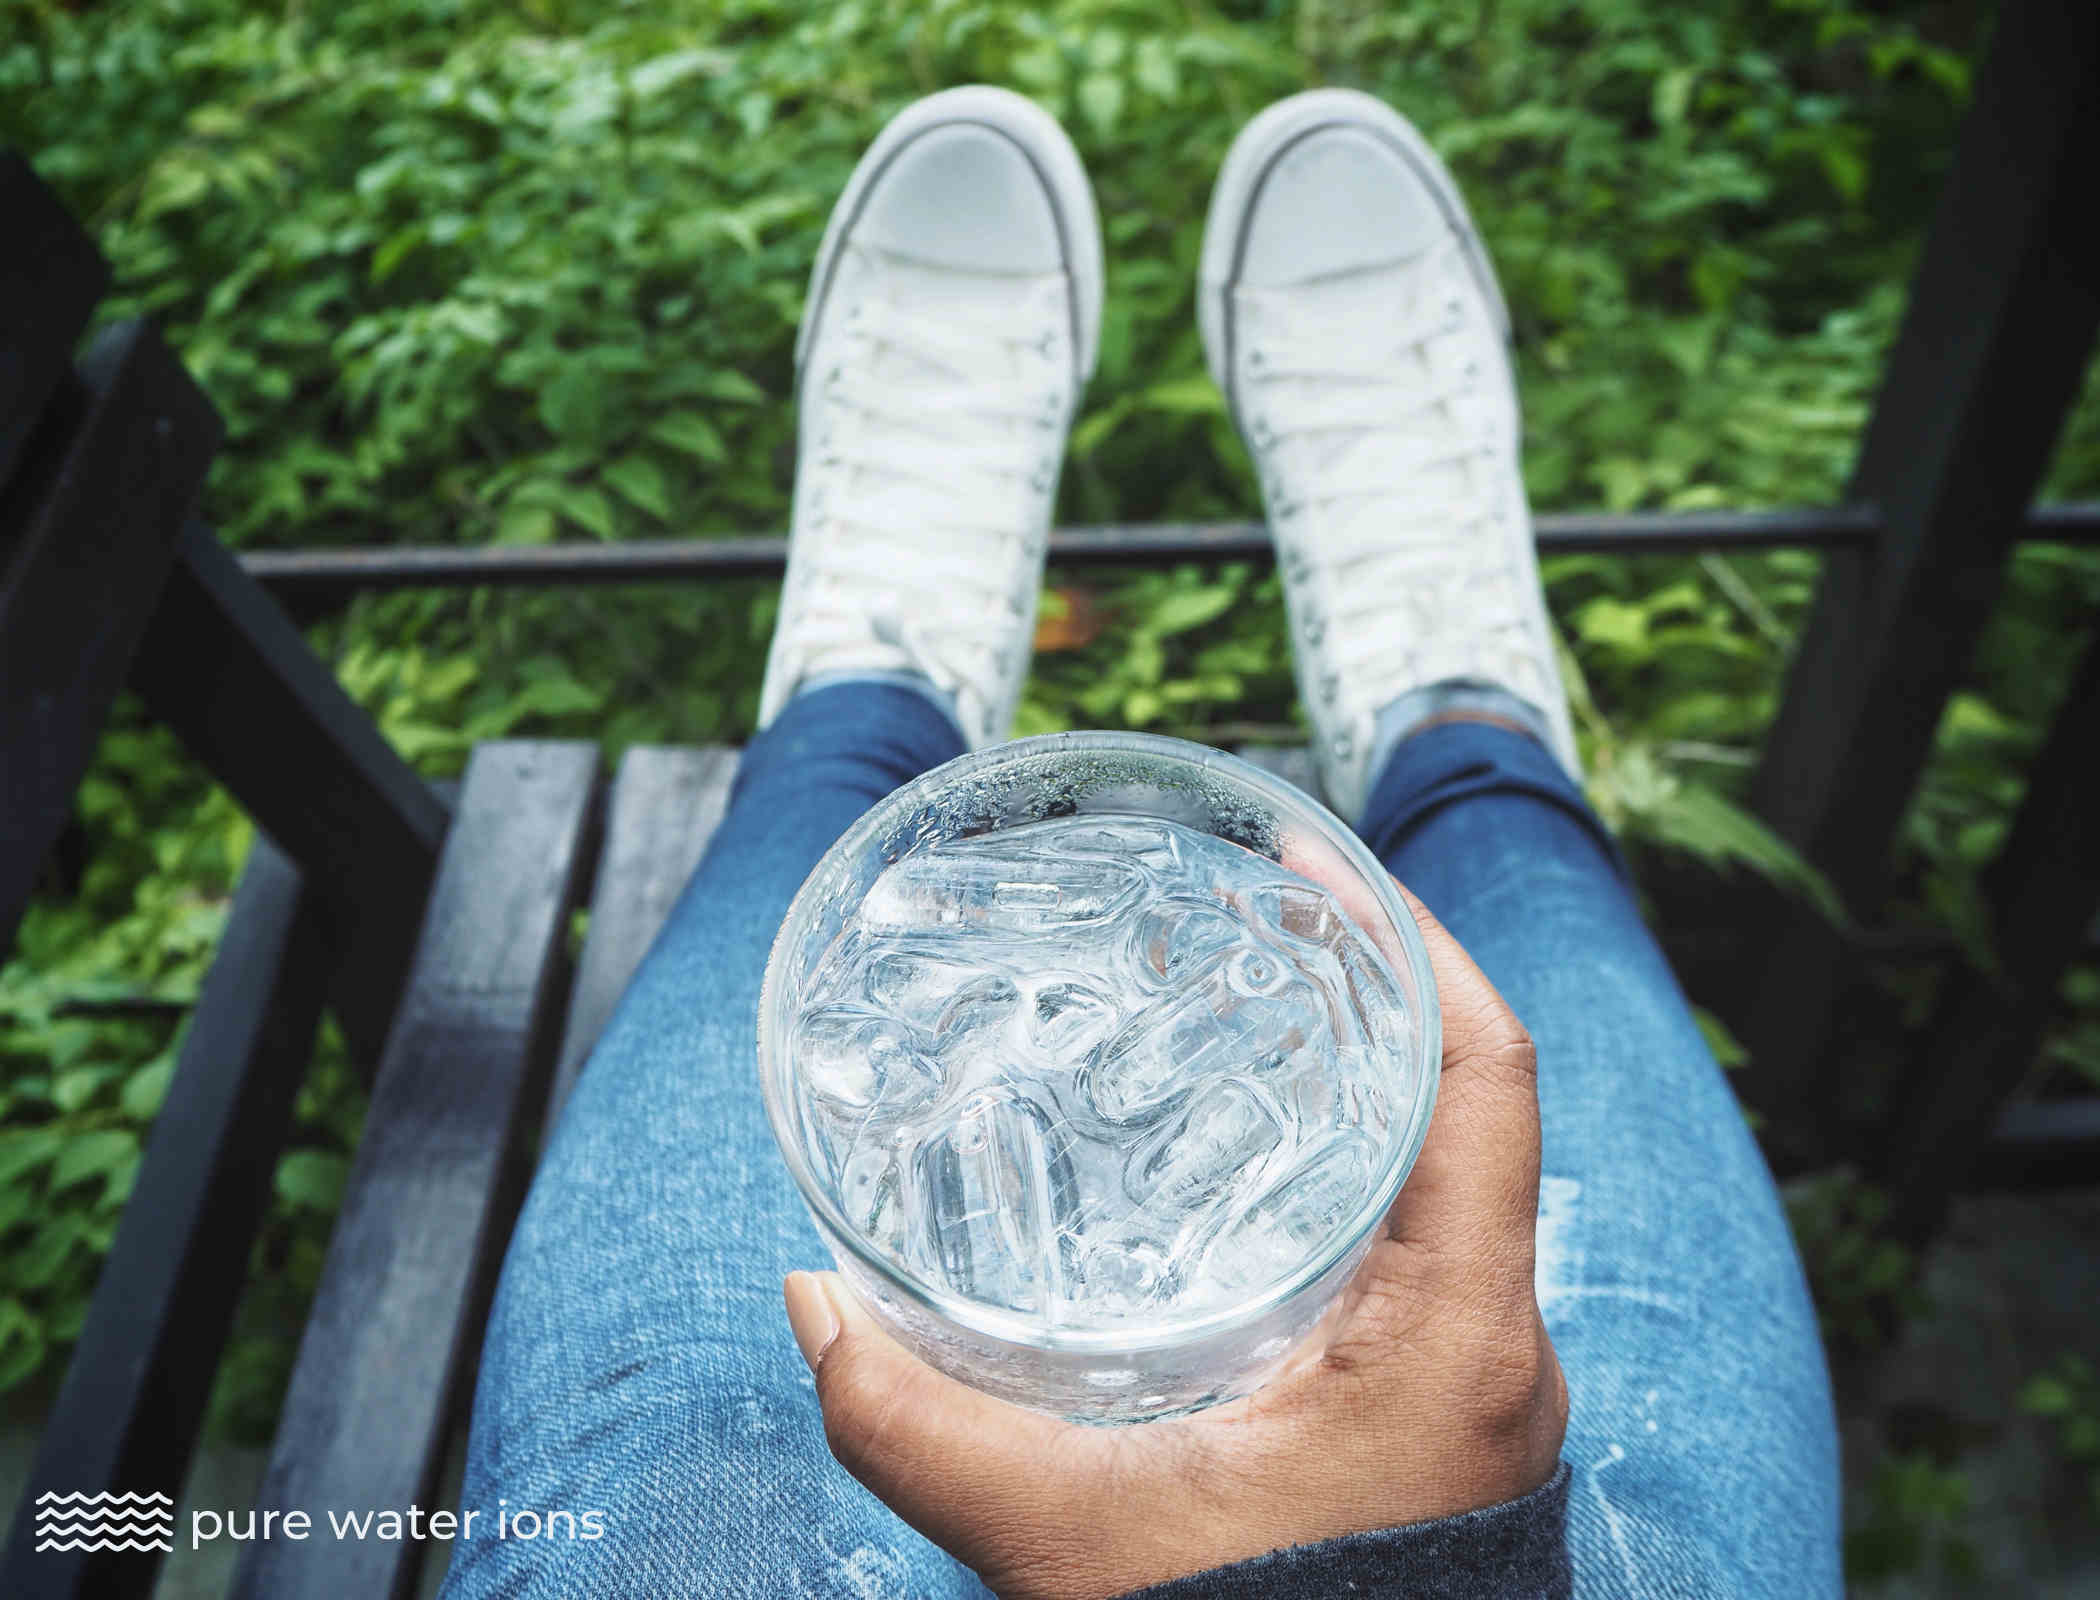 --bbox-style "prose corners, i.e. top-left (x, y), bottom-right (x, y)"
top-left (439, 684), bottom-right (1840, 1598)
